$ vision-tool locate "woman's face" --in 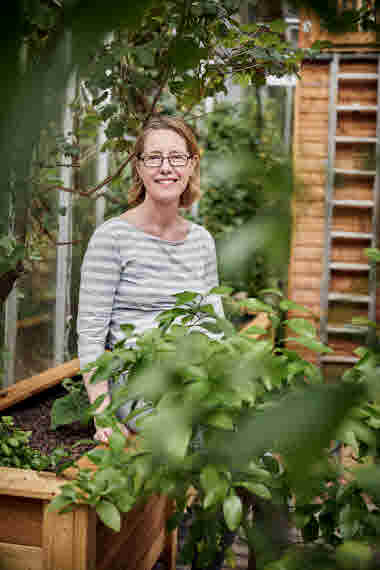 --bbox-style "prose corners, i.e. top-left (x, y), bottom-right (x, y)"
top-left (137, 129), bottom-right (196, 205)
